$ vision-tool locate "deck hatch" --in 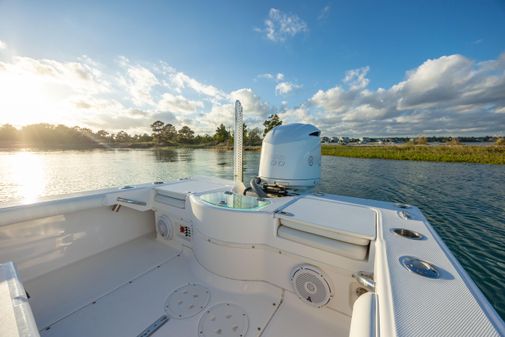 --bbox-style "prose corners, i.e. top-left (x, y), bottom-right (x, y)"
top-left (198, 303), bottom-right (249, 337)
top-left (154, 192), bottom-right (186, 209)
top-left (275, 196), bottom-right (377, 243)
top-left (165, 284), bottom-right (211, 319)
